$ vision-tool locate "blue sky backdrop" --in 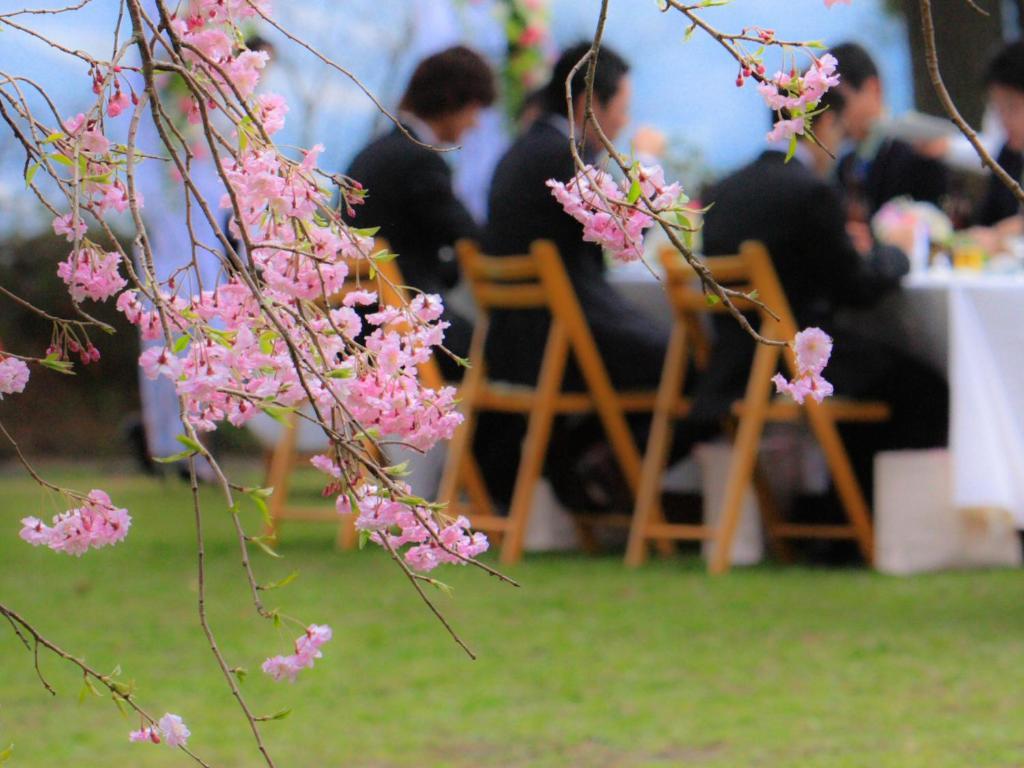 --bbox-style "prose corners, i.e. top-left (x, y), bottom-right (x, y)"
top-left (0, 0), bottom-right (909, 234)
